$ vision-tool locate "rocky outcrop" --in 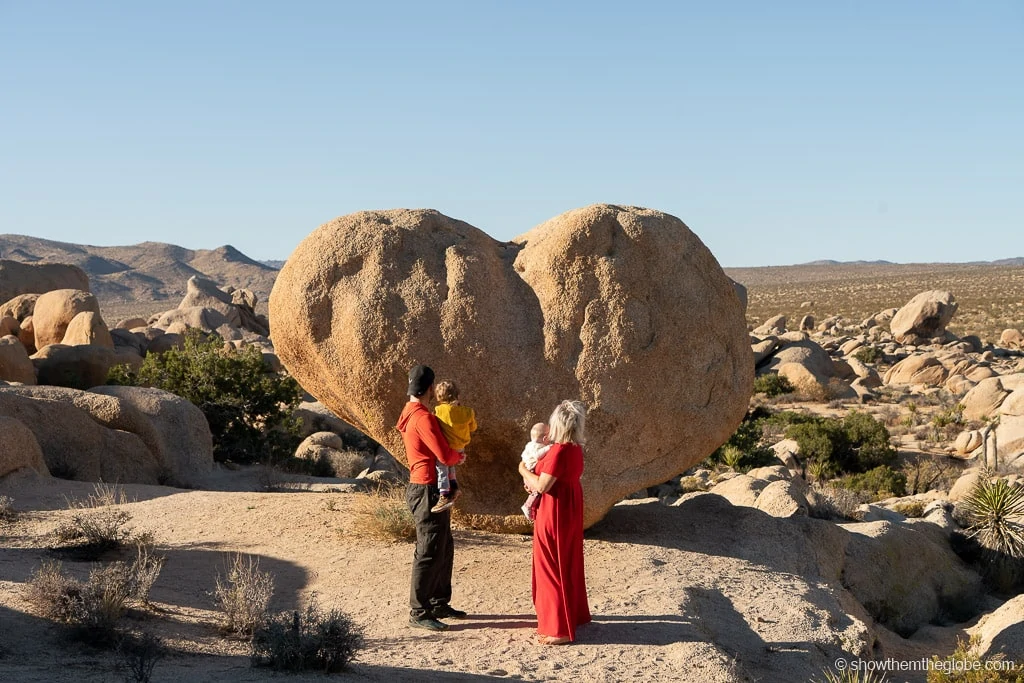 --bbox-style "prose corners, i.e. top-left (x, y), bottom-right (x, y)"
top-left (0, 389), bottom-right (159, 483)
top-left (90, 385), bottom-right (213, 486)
top-left (889, 290), bottom-right (957, 344)
top-left (269, 205), bottom-right (753, 529)
top-left (0, 336), bottom-right (36, 385)
top-left (0, 416), bottom-right (49, 477)
top-left (61, 311), bottom-right (114, 347)
top-left (31, 344), bottom-right (141, 390)
top-left (31, 289), bottom-right (102, 350)
top-left (0, 260), bottom-right (89, 304)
